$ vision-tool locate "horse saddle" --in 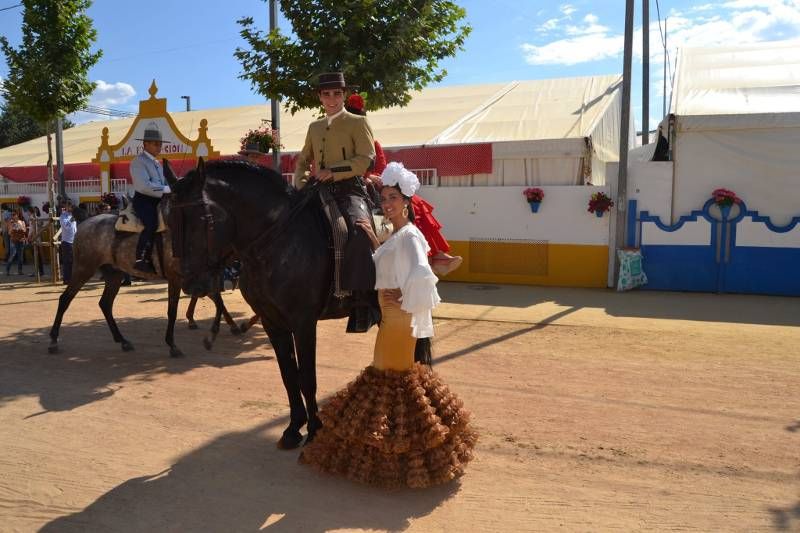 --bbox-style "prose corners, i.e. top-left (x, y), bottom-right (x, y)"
top-left (114, 201), bottom-right (166, 233)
